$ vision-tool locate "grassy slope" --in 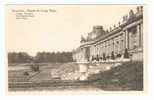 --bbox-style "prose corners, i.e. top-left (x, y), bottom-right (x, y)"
top-left (9, 62), bottom-right (143, 91)
top-left (88, 61), bottom-right (143, 91)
